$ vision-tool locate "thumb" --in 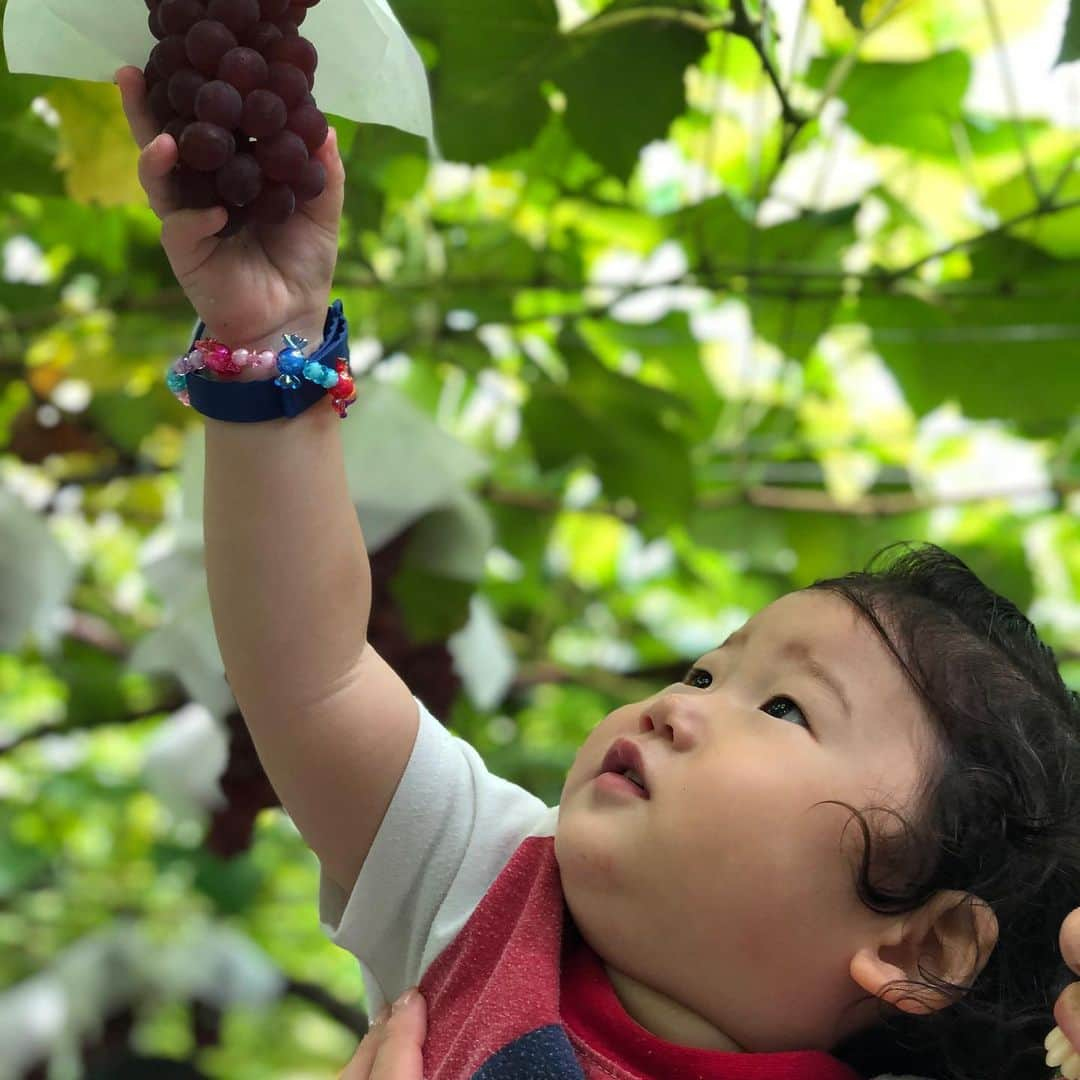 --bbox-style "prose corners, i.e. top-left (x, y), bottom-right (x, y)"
top-left (301, 125), bottom-right (345, 233)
